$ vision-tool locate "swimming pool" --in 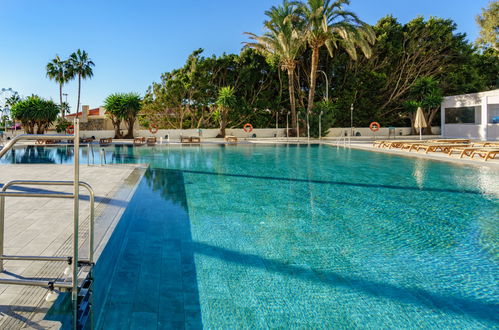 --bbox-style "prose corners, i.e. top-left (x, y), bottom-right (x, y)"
top-left (4, 144), bottom-right (499, 328)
